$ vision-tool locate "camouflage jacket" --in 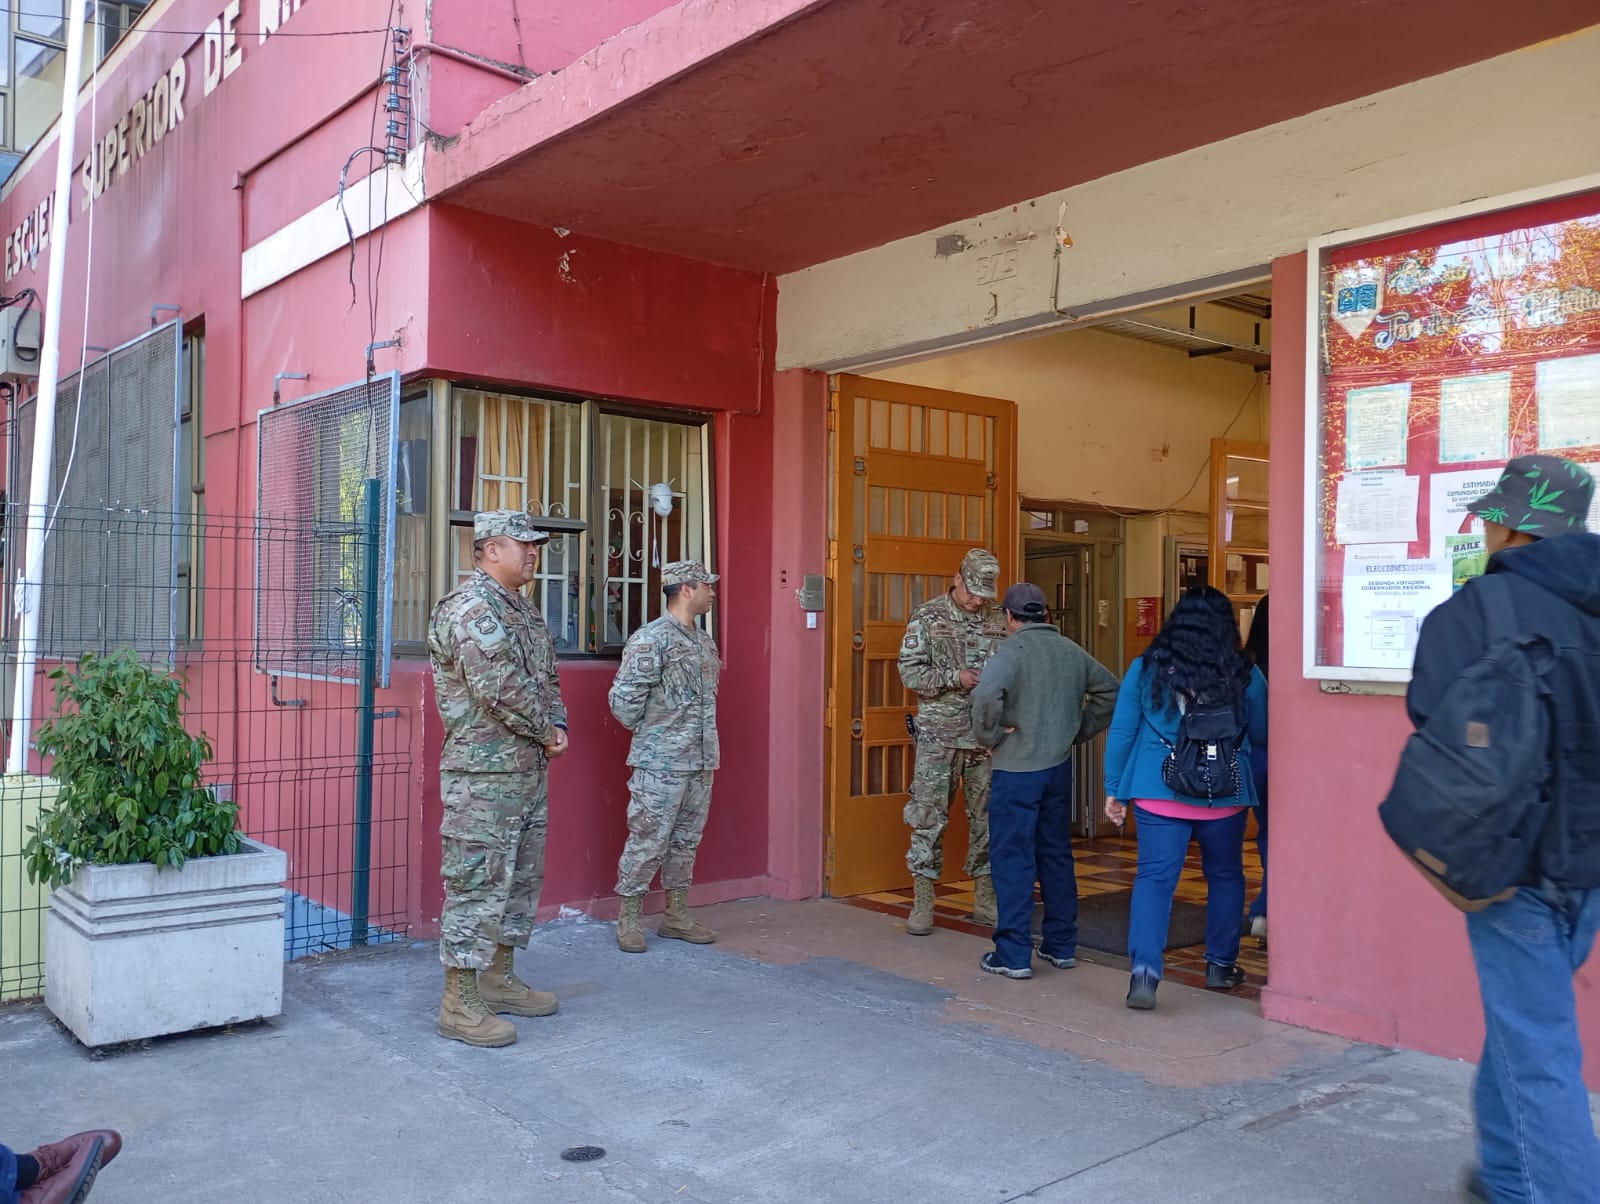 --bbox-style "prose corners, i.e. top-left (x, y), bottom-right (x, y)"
top-left (608, 613), bottom-right (721, 771)
top-left (897, 591), bottom-right (1009, 748)
top-left (428, 569), bottom-right (567, 774)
